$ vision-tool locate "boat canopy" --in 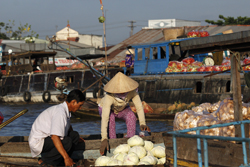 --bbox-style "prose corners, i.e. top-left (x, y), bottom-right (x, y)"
top-left (66, 54), bottom-right (109, 60)
top-left (3, 51), bottom-right (57, 75)
top-left (180, 30), bottom-right (250, 54)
